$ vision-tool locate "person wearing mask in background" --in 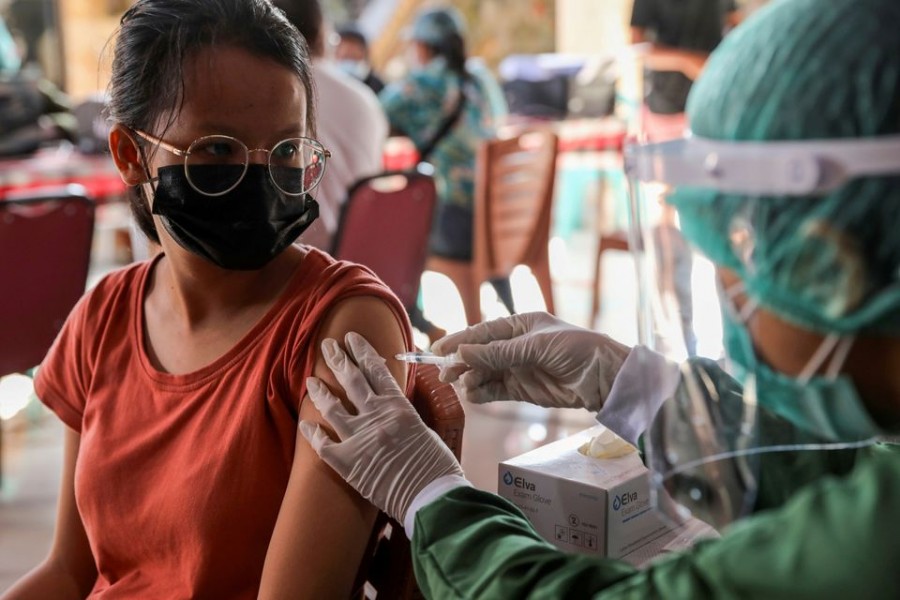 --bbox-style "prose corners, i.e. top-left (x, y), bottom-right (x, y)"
top-left (273, 0), bottom-right (388, 252)
top-left (2, 1), bottom-right (412, 597)
top-left (380, 6), bottom-right (513, 342)
top-left (334, 23), bottom-right (385, 95)
top-left (297, 0), bottom-right (900, 596)
top-left (631, 0), bottom-right (743, 358)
